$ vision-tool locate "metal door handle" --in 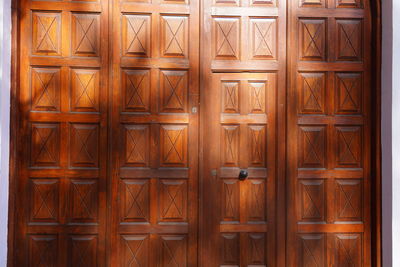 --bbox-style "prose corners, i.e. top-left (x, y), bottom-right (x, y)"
top-left (238, 170), bottom-right (248, 181)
